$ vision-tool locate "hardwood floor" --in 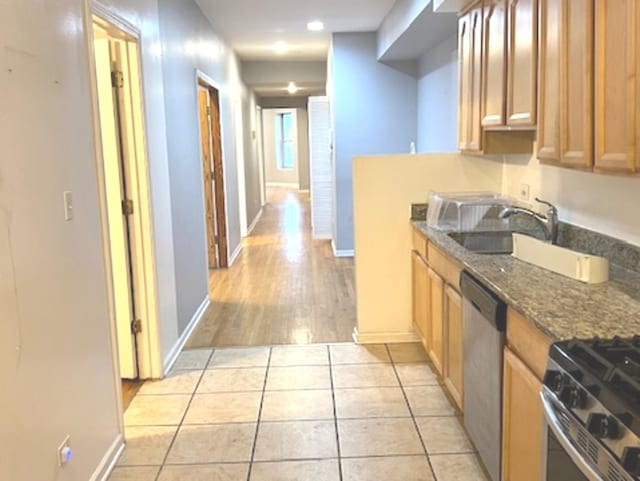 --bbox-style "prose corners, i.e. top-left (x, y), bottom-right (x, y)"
top-left (185, 187), bottom-right (356, 348)
top-left (122, 380), bottom-right (144, 411)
